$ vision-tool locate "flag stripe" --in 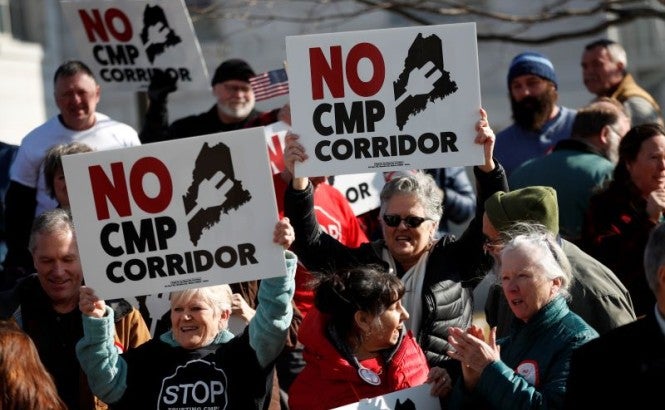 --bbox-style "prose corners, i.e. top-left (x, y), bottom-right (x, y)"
top-left (249, 68), bottom-right (289, 101)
